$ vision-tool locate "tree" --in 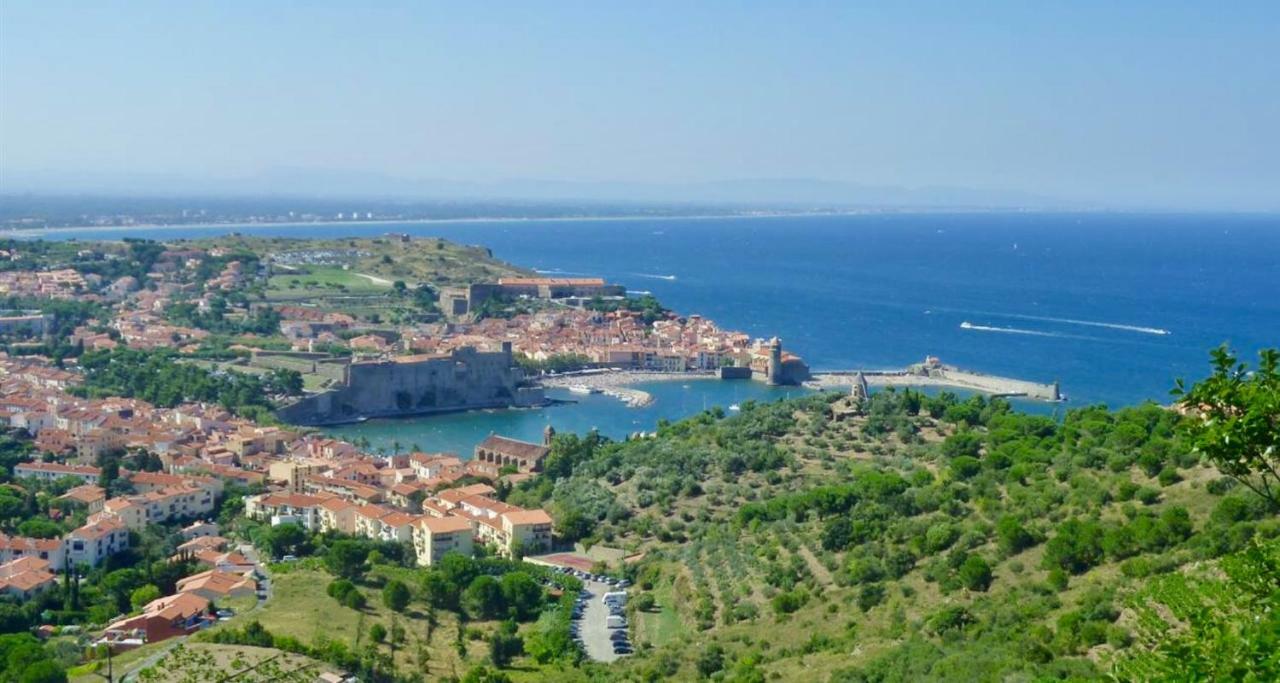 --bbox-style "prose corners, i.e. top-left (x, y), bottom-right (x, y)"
top-left (822, 517), bottom-right (854, 551)
top-left (697, 643), bottom-right (726, 678)
top-left (996, 515), bottom-right (1037, 555)
top-left (18, 661), bottom-right (67, 683)
top-left (421, 572), bottom-right (459, 610)
top-left (130, 584), bottom-right (161, 610)
top-left (16, 518), bottom-right (62, 539)
top-left (488, 621), bottom-right (523, 668)
top-left (1174, 347), bottom-right (1280, 510)
top-left (498, 572), bottom-right (542, 621)
top-left (260, 523), bottom-right (306, 559)
top-left (1043, 519), bottom-right (1105, 574)
top-left (463, 575), bottom-right (505, 619)
top-left (325, 540), bottom-right (368, 579)
top-left (633, 593), bottom-right (656, 611)
top-left (383, 579), bottom-right (411, 613)
top-left (369, 623), bottom-right (387, 643)
top-left (958, 555), bottom-right (992, 592)
top-left (524, 611), bottom-right (576, 664)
